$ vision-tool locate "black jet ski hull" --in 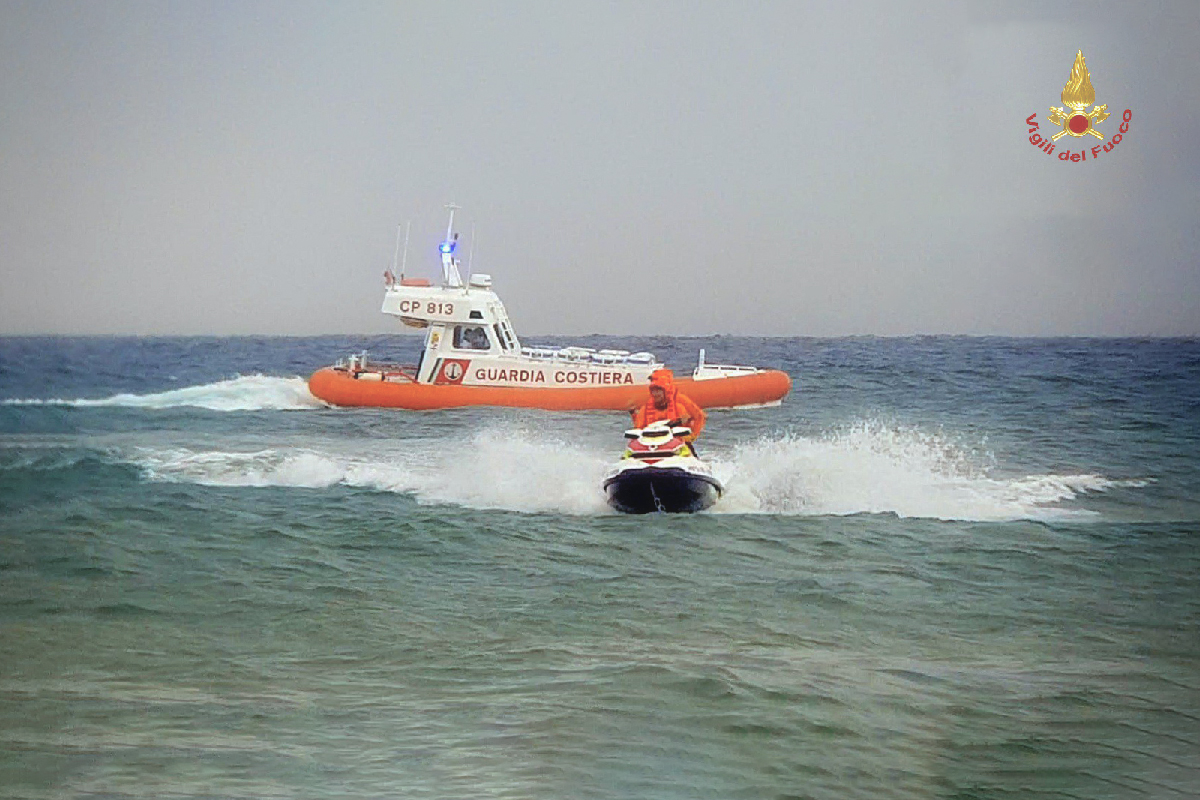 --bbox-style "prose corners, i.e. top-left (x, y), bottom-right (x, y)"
top-left (603, 467), bottom-right (722, 514)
